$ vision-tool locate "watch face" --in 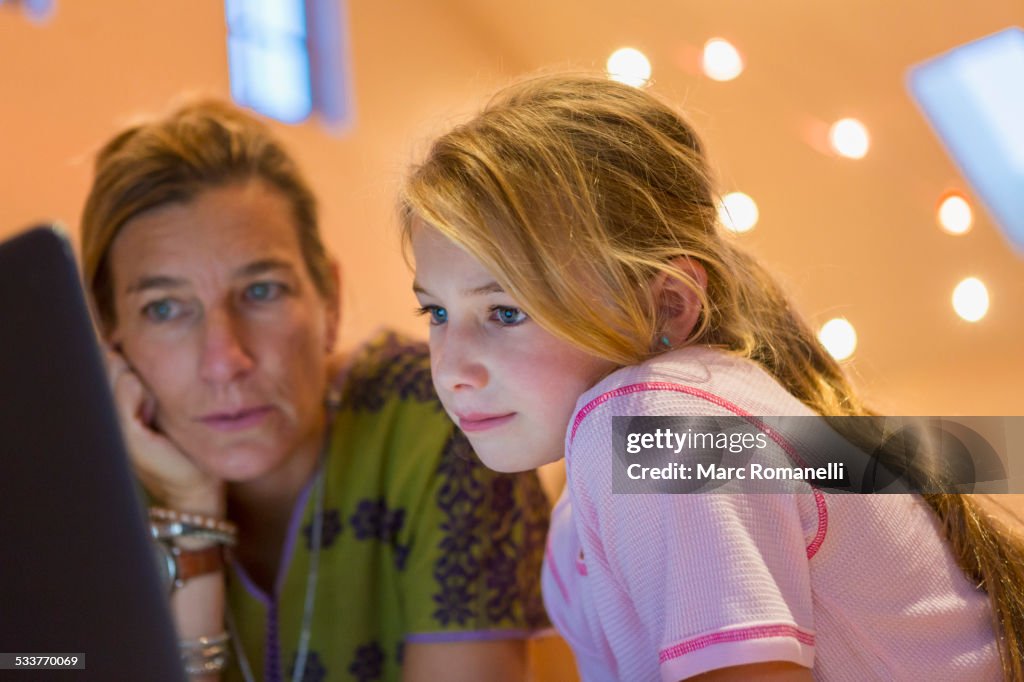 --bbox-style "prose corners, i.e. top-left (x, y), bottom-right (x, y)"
top-left (151, 539), bottom-right (176, 595)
